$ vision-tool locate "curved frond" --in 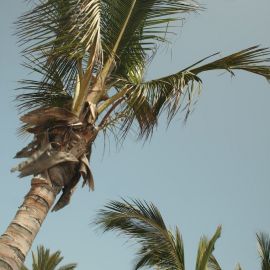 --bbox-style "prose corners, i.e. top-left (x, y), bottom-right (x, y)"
top-left (175, 226), bottom-right (185, 270)
top-left (96, 199), bottom-right (185, 270)
top-left (111, 71), bottom-right (201, 139)
top-left (196, 226), bottom-right (221, 270)
top-left (17, 0), bottom-right (102, 58)
top-left (100, 0), bottom-right (201, 81)
top-left (112, 45), bottom-right (270, 140)
top-left (191, 46), bottom-right (270, 80)
top-left (16, 55), bottom-right (73, 112)
top-left (257, 232), bottom-right (270, 270)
